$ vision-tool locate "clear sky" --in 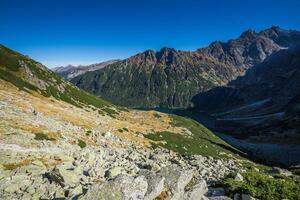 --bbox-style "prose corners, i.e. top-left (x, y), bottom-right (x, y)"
top-left (1, 0), bottom-right (300, 68)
